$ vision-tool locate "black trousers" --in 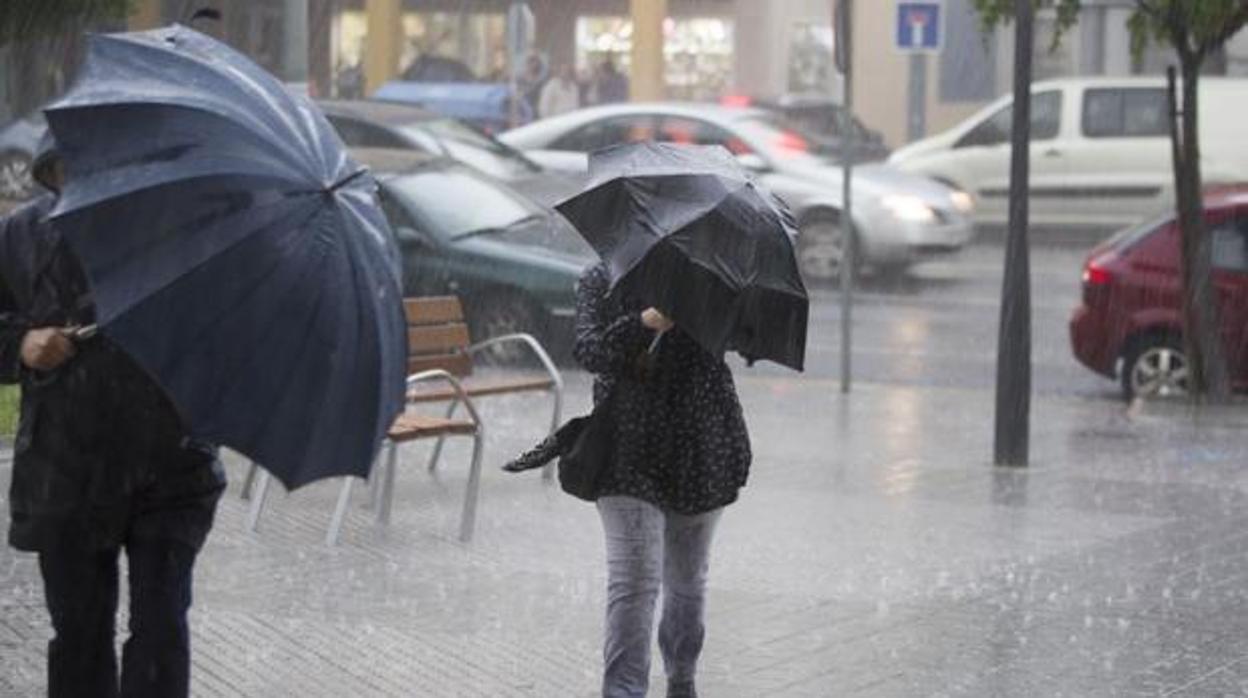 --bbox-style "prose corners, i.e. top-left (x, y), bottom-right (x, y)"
top-left (38, 533), bottom-right (203, 698)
